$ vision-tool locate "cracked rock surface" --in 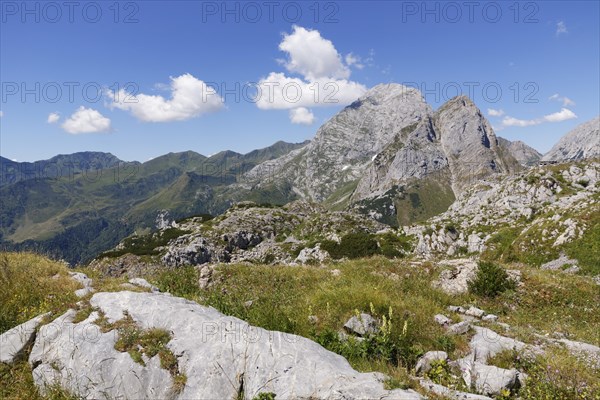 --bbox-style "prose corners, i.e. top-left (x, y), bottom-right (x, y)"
top-left (29, 291), bottom-right (423, 400)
